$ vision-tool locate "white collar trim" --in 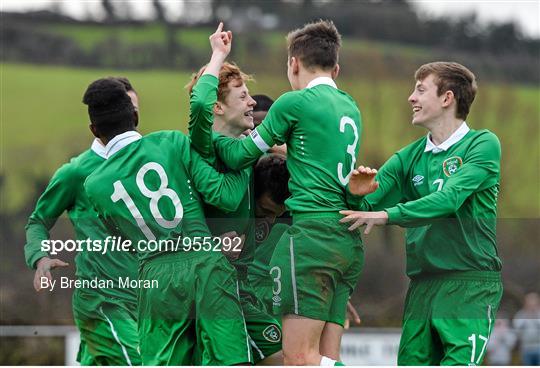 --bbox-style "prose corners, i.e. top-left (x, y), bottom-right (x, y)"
top-left (90, 138), bottom-right (107, 159)
top-left (425, 122), bottom-right (470, 153)
top-left (306, 77), bottom-right (337, 89)
top-left (105, 131), bottom-right (142, 158)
